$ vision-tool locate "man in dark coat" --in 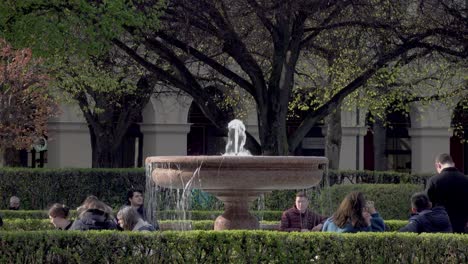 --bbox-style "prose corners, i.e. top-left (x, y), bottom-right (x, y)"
top-left (127, 189), bottom-right (146, 220)
top-left (400, 192), bottom-right (452, 233)
top-left (426, 153), bottom-right (468, 233)
top-left (280, 192), bottom-right (327, 232)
